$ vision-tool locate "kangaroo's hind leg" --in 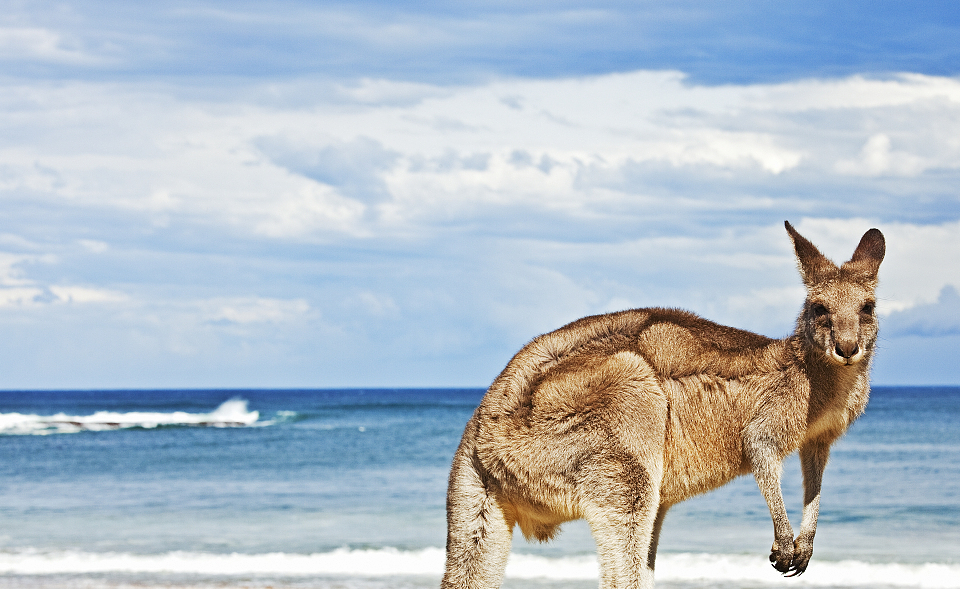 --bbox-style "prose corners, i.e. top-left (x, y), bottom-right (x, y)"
top-left (577, 354), bottom-right (668, 589)
top-left (580, 446), bottom-right (664, 589)
top-left (442, 418), bottom-right (515, 589)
